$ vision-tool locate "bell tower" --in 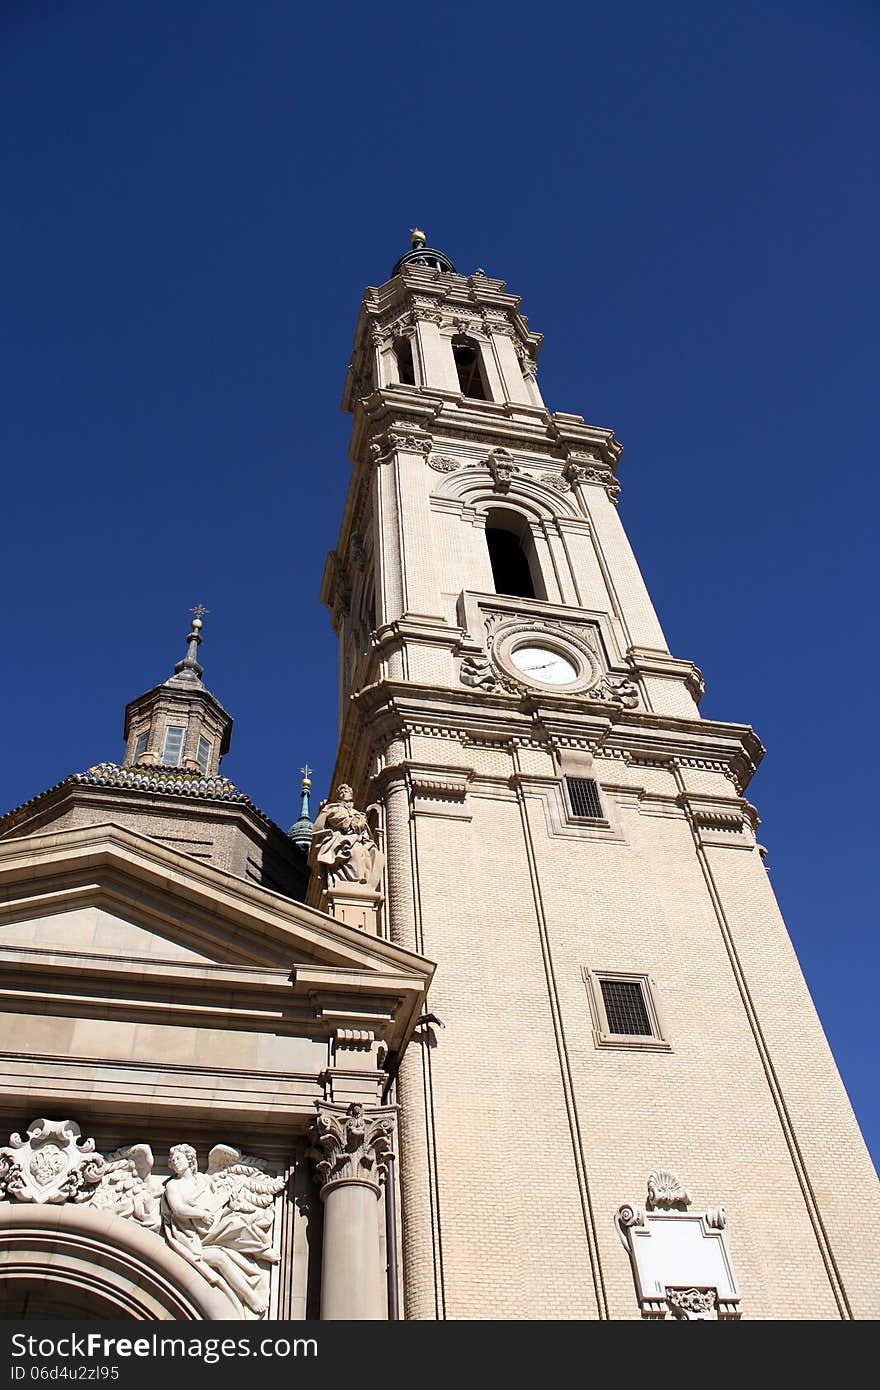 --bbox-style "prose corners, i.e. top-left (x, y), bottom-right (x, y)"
top-left (321, 234), bottom-right (880, 1320)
